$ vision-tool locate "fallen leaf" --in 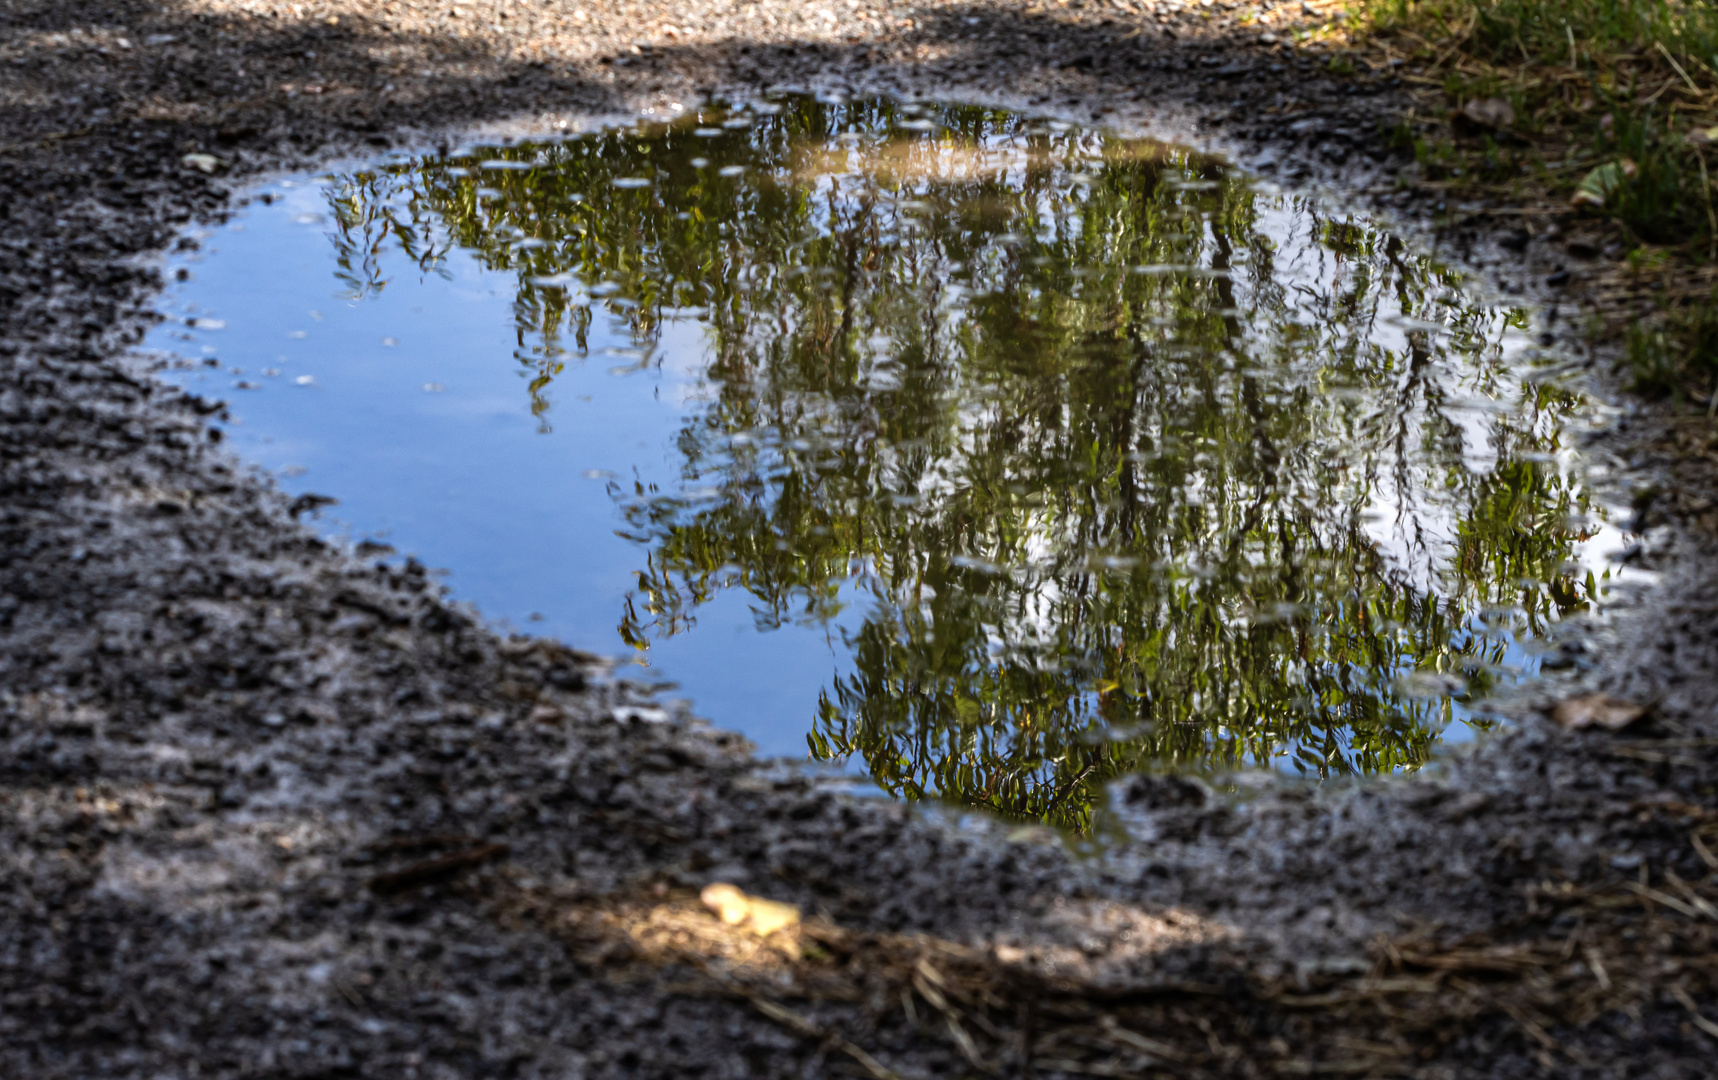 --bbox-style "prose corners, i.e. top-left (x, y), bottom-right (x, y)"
top-left (1552, 692), bottom-right (1647, 731)
top-left (1689, 125), bottom-right (1718, 146)
top-left (528, 702), bottom-right (564, 723)
top-left (1571, 159), bottom-right (1637, 209)
top-left (1460, 96), bottom-right (1515, 129)
top-left (700, 882), bottom-right (801, 937)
